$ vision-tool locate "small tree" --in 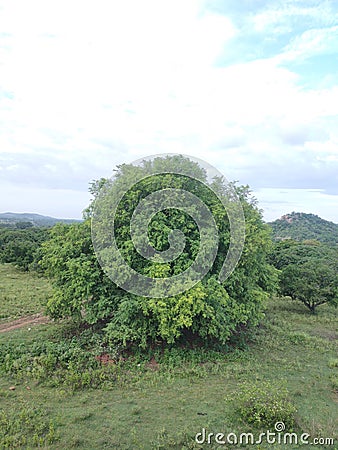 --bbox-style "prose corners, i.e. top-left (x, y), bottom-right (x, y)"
top-left (280, 259), bottom-right (338, 313)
